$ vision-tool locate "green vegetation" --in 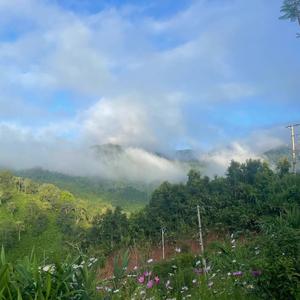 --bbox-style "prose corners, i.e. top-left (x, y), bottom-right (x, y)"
top-left (280, 0), bottom-right (300, 36)
top-left (0, 170), bottom-right (106, 261)
top-left (15, 168), bottom-right (153, 212)
top-left (0, 157), bottom-right (299, 299)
